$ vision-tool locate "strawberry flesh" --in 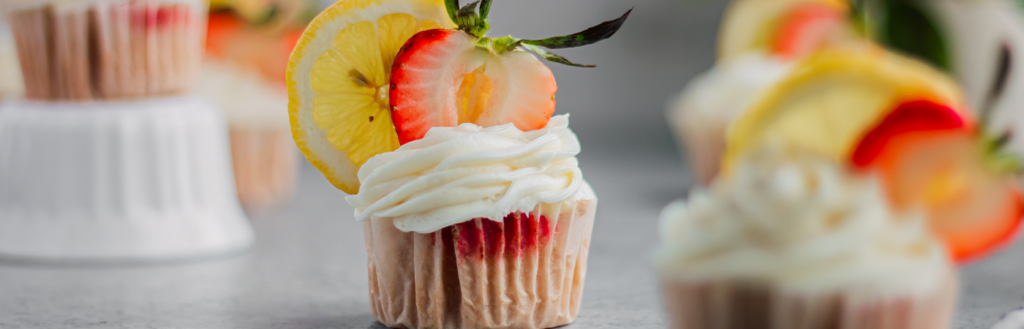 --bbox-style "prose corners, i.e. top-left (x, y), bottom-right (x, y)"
top-left (390, 29), bottom-right (557, 144)
top-left (852, 100), bottom-right (968, 167)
